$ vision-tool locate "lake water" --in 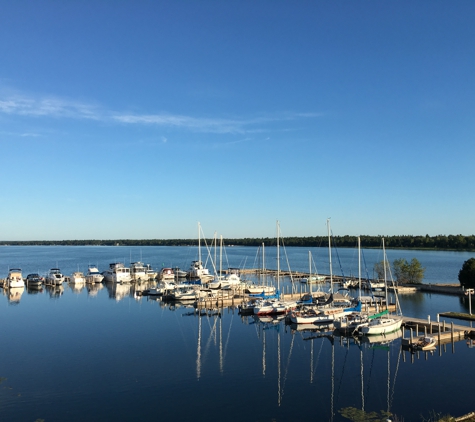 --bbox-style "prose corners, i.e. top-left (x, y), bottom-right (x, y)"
top-left (1, 246), bottom-right (475, 421)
